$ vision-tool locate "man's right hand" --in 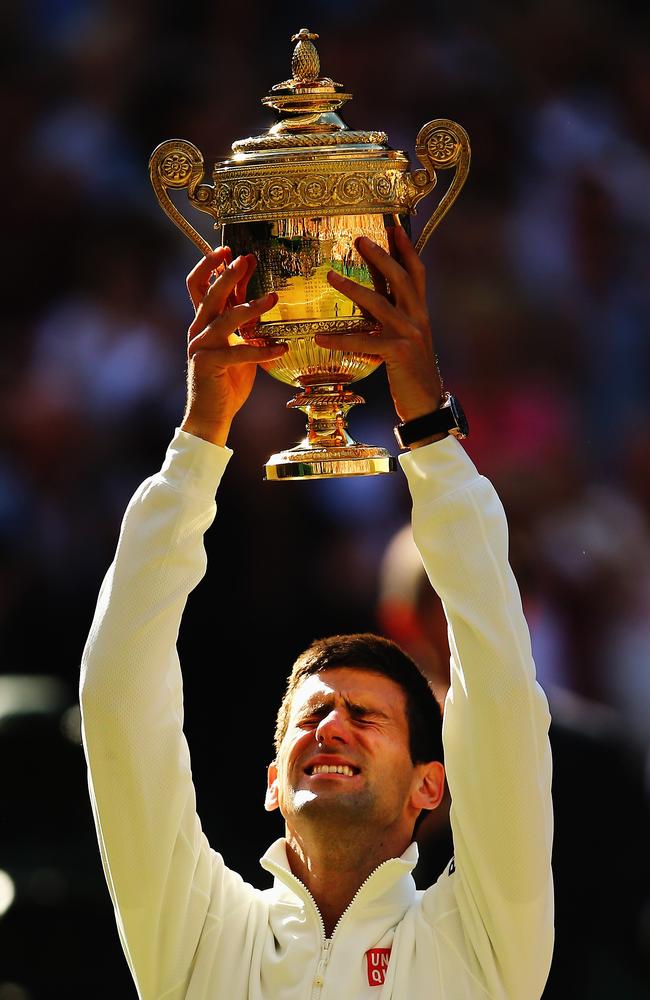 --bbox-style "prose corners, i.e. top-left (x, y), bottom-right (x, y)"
top-left (180, 247), bottom-right (287, 447)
